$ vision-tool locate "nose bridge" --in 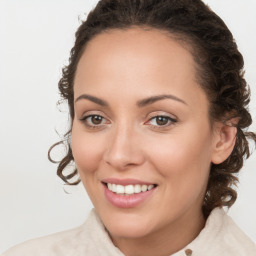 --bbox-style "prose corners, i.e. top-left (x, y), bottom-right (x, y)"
top-left (103, 119), bottom-right (144, 169)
